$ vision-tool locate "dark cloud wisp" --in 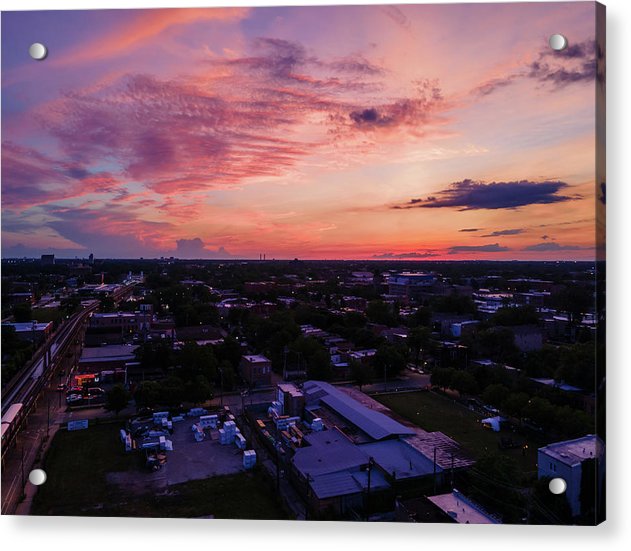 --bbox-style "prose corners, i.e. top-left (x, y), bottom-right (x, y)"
top-left (372, 251), bottom-right (438, 259)
top-left (523, 242), bottom-right (590, 252)
top-left (481, 228), bottom-right (524, 237)
top-left (393, 179), bottom-right (579, 211)
top-left (447, 243), bottom-right (510, 255)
